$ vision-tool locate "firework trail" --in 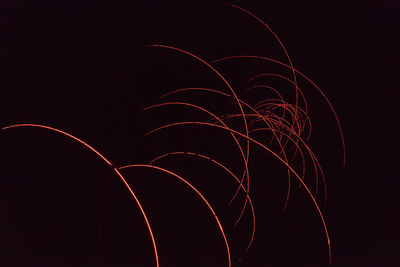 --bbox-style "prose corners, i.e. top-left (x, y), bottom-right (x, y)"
top-left (1, 3), bottom-right (344, 266)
